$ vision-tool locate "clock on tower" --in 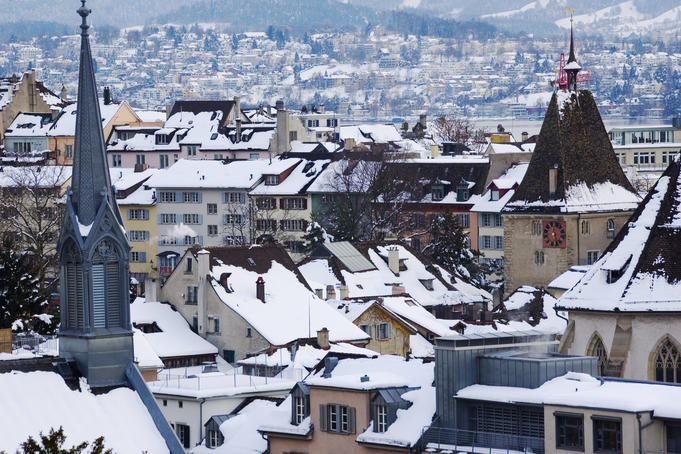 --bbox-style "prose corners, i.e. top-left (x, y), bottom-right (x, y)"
top-left (542, 220), bottom-right (567, 248)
